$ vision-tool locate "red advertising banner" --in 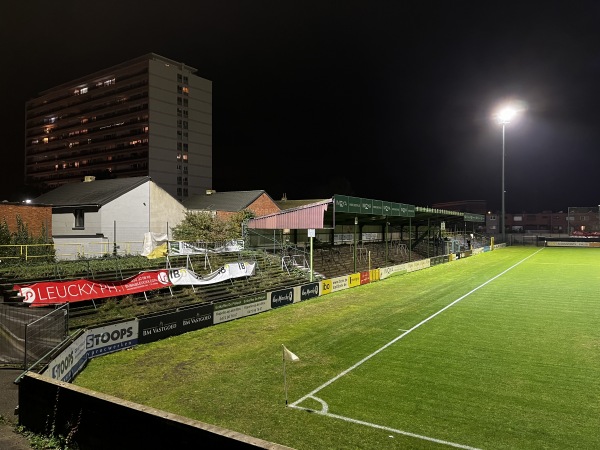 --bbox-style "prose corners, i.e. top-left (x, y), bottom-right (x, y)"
top-left (14, 270), bottom-right (172, 307)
